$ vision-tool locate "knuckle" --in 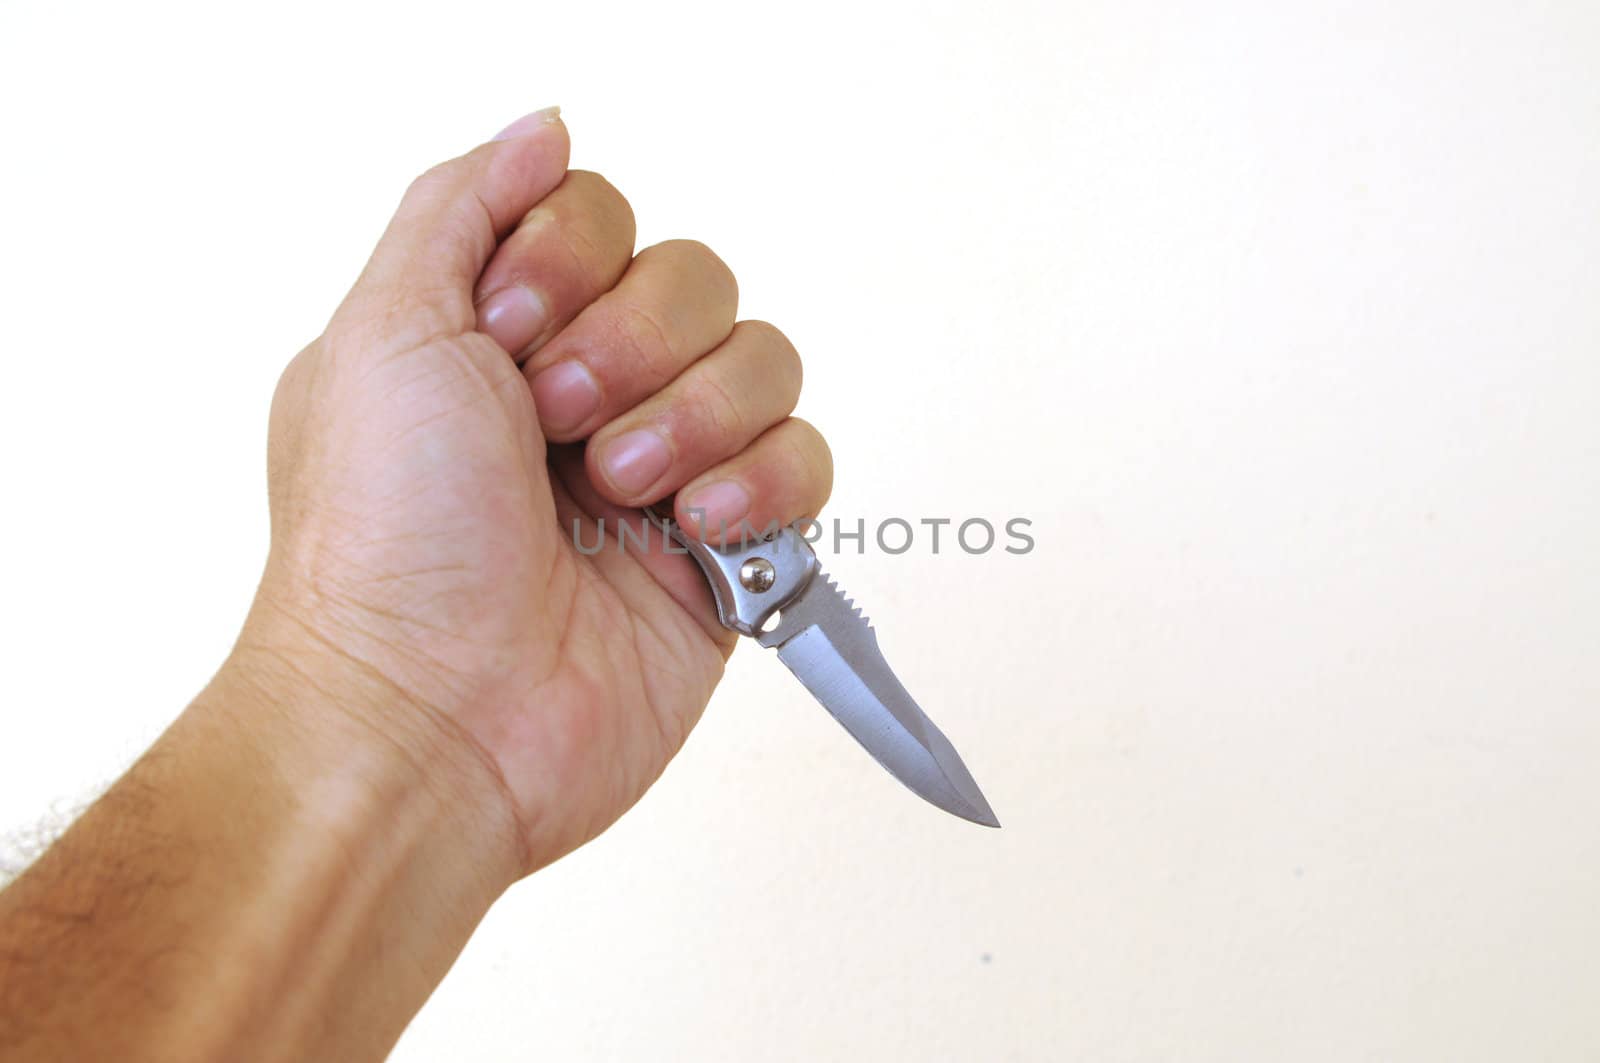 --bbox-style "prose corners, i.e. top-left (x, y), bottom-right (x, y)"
top-left (787, 417), bottom-right (834, 488)
top-left (403, 160), bottom-right (459, 205)
top-left (610, 302), bottom-right (679, 382)
top-left (737, 320), bottom-right (802, 397)
top-left (553, 205), bottom-right (607, 271)
top-left (551, 174), bottom-right (635, 277)
top-left (653, 239), bottom-right (738, 303)
top-left (681, 372), bottom-right (745, 441)
top-left (656, 236), bottom-right (716, 262)
top-left (735, 318), bottom-right (787, 350)
top-left (565, 170), bottom-right (635, 232)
